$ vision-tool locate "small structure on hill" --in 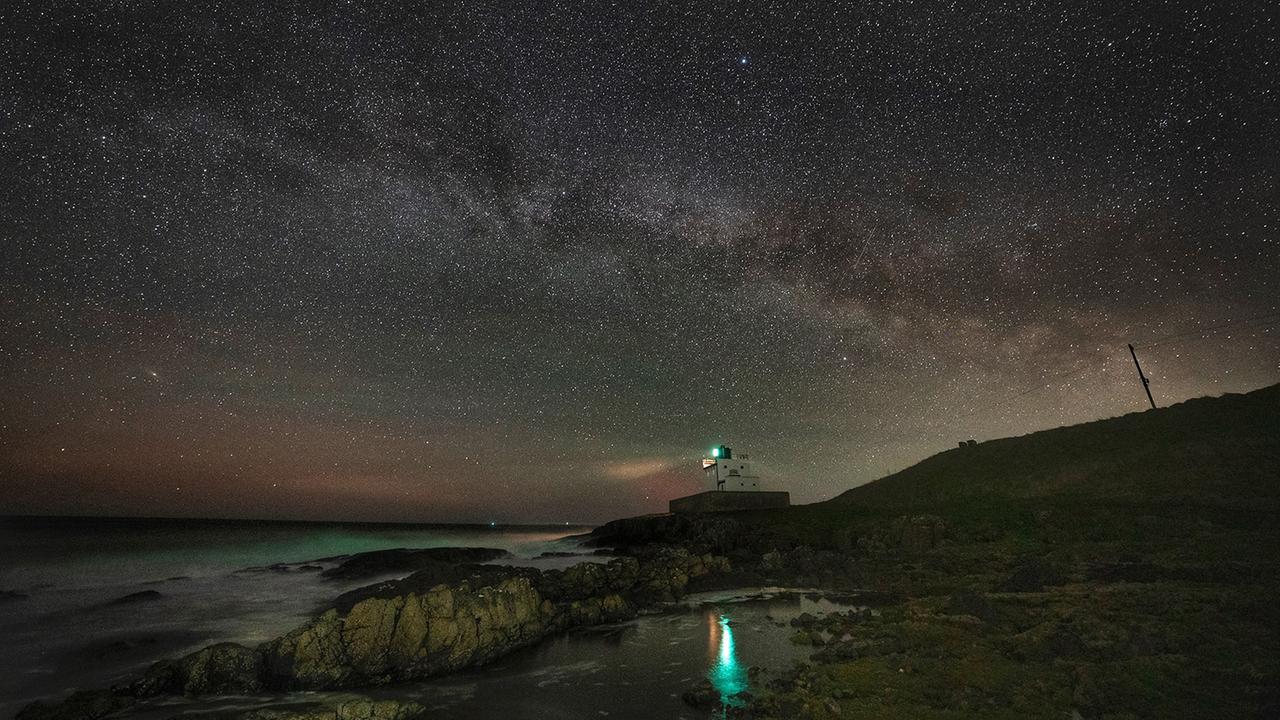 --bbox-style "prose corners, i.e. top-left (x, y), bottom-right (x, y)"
top-left (669, 444), bottom-right (790, 514)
